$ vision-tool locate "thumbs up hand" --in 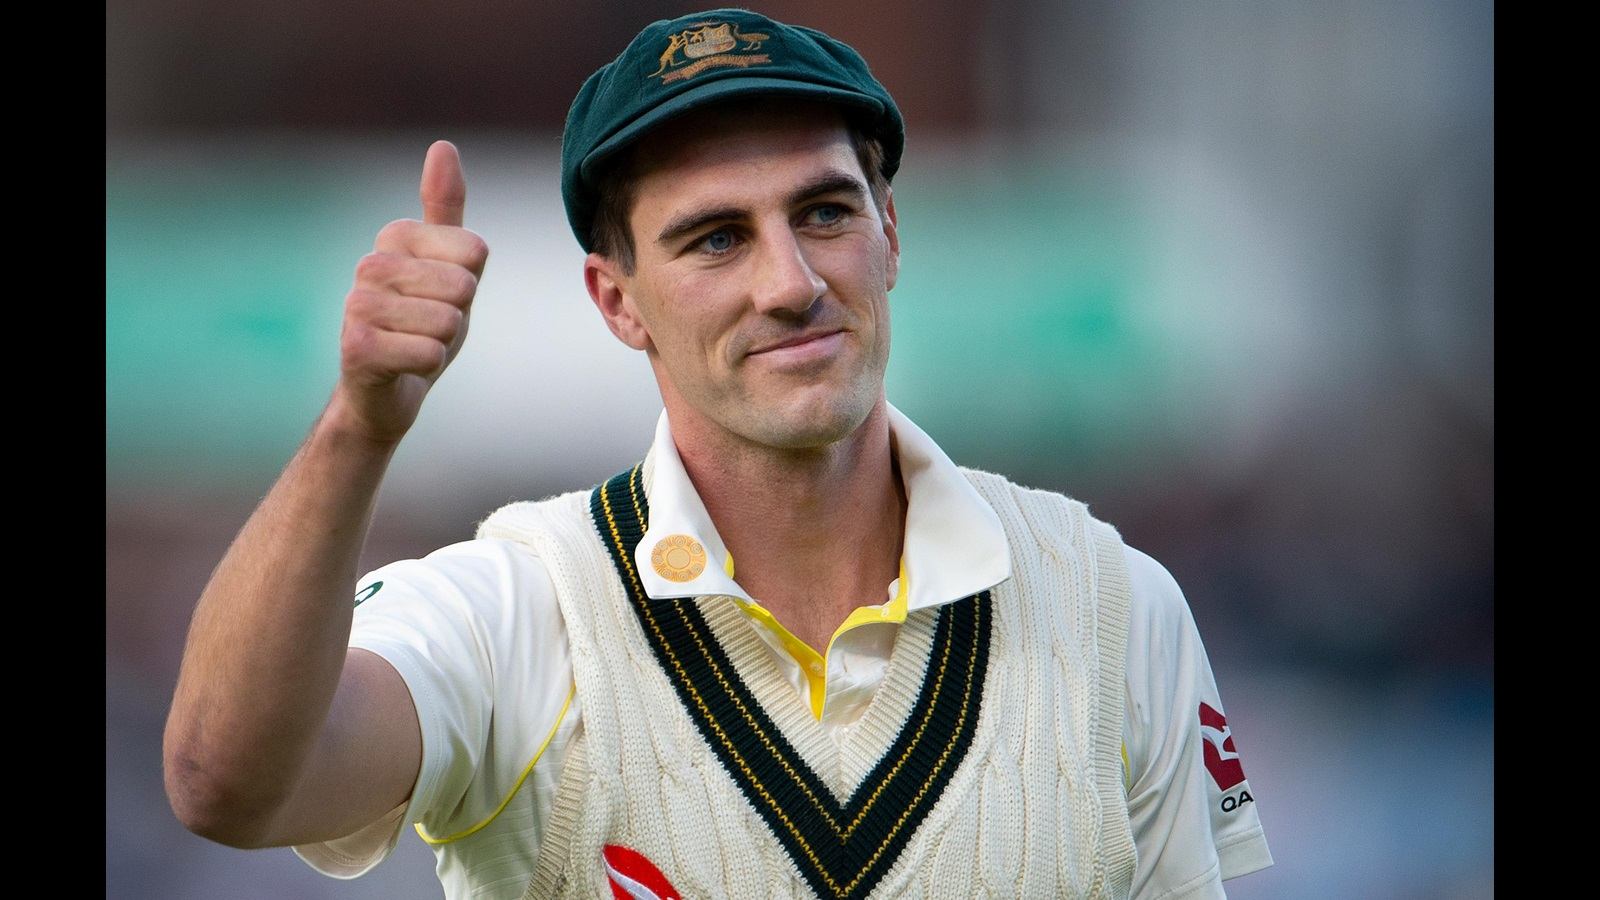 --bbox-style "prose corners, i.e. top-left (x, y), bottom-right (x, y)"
top-left (334, 141), bottom-right (491, 445)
